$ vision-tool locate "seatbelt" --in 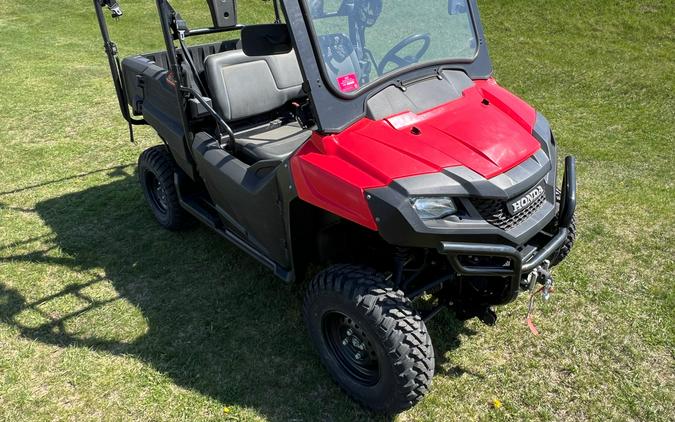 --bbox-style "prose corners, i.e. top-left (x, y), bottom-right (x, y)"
top-left (166, 1), bottom-right (235, 149)
top-left (164, 1), bottom-right (207, 96)
top-left (172, 18), bottom-right (208, 96)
